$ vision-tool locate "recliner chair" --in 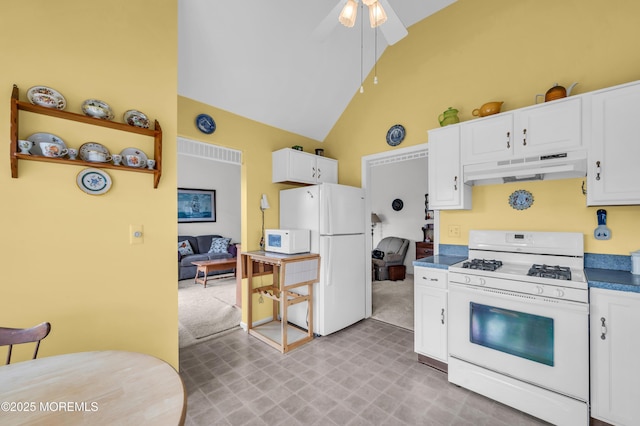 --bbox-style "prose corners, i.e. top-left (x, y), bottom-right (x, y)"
top-left (372, 236), bottom-right (410, 281)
